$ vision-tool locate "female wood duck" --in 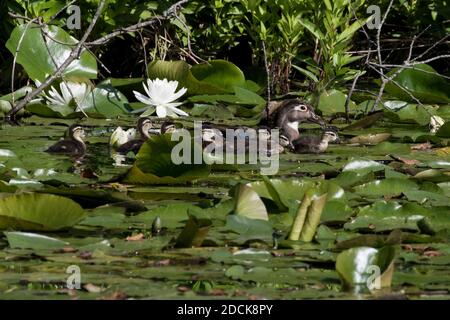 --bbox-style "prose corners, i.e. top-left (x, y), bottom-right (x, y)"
top-left (273, 99), bottom-right (325, 143)
top-left (116, 117), bottom-right (153, 154)
top-left (45, 124), bottom-right (86, 156)
top-left (291, 126), bottom-right (340, 154)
